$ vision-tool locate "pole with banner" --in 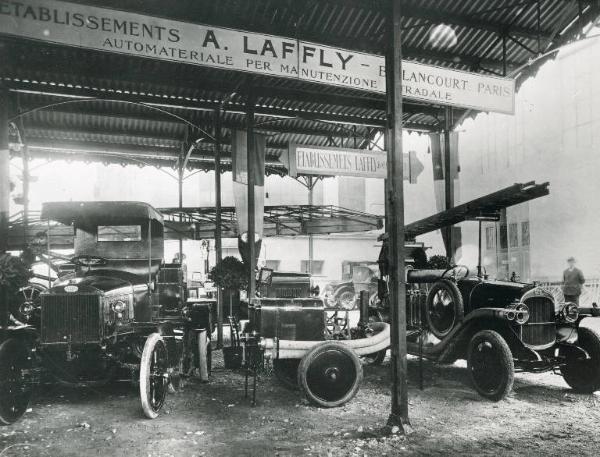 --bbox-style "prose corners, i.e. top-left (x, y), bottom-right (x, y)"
top-left (385, 0), bottom-right (411, 433)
